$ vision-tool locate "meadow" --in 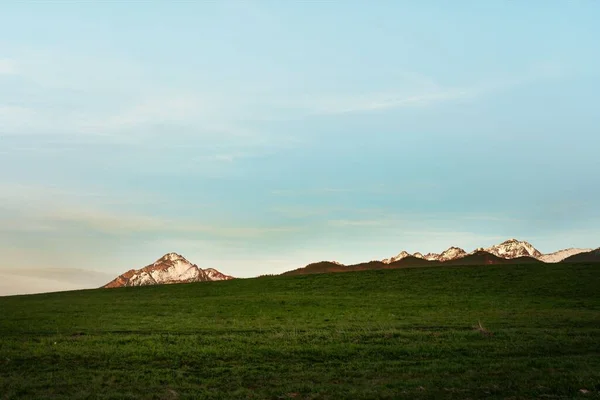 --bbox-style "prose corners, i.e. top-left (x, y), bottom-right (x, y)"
top-left (1, 263), bottom-right (599, 399)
